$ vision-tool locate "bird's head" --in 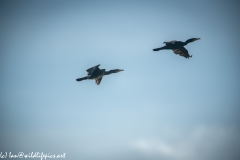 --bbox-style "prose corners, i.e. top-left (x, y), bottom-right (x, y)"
top-left (185, 38), bottom-right (200, 45)
top-left (192, 38), bottom-right (200, 41)
top-left (115, 69), bottom-right (124, 73)
top-left (187, 38), bottom-right (200, 43)
top-left (104, 69), bottom-right (124, 75)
